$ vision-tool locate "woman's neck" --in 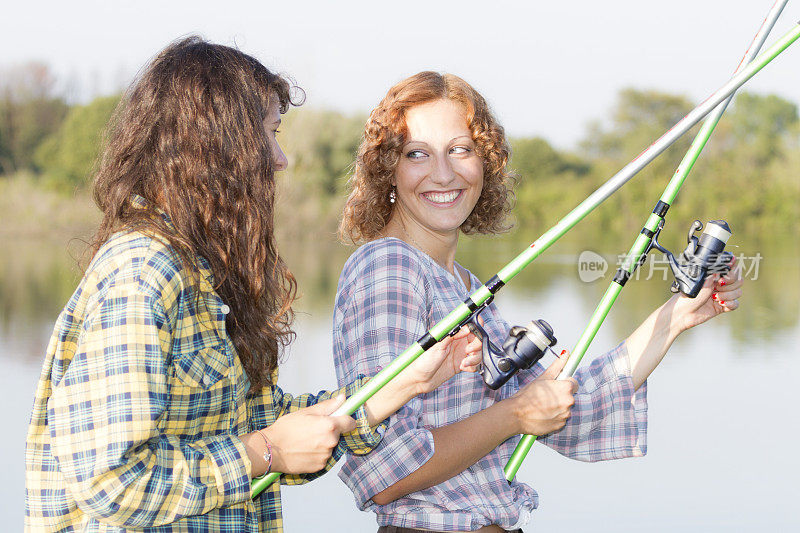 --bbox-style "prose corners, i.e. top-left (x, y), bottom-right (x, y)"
top-left (383, 214), bottom-right (459, 275)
